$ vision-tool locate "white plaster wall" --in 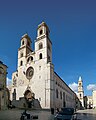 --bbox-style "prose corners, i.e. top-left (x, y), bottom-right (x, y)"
top-left (93, 90), bottom-right (96, 108)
